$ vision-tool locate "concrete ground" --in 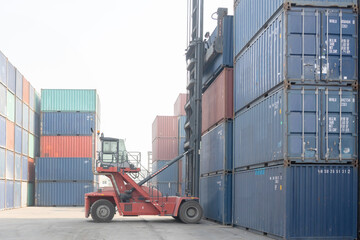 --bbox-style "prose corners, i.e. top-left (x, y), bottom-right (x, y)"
top-left (0, 207), bottom-right (271, 240)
